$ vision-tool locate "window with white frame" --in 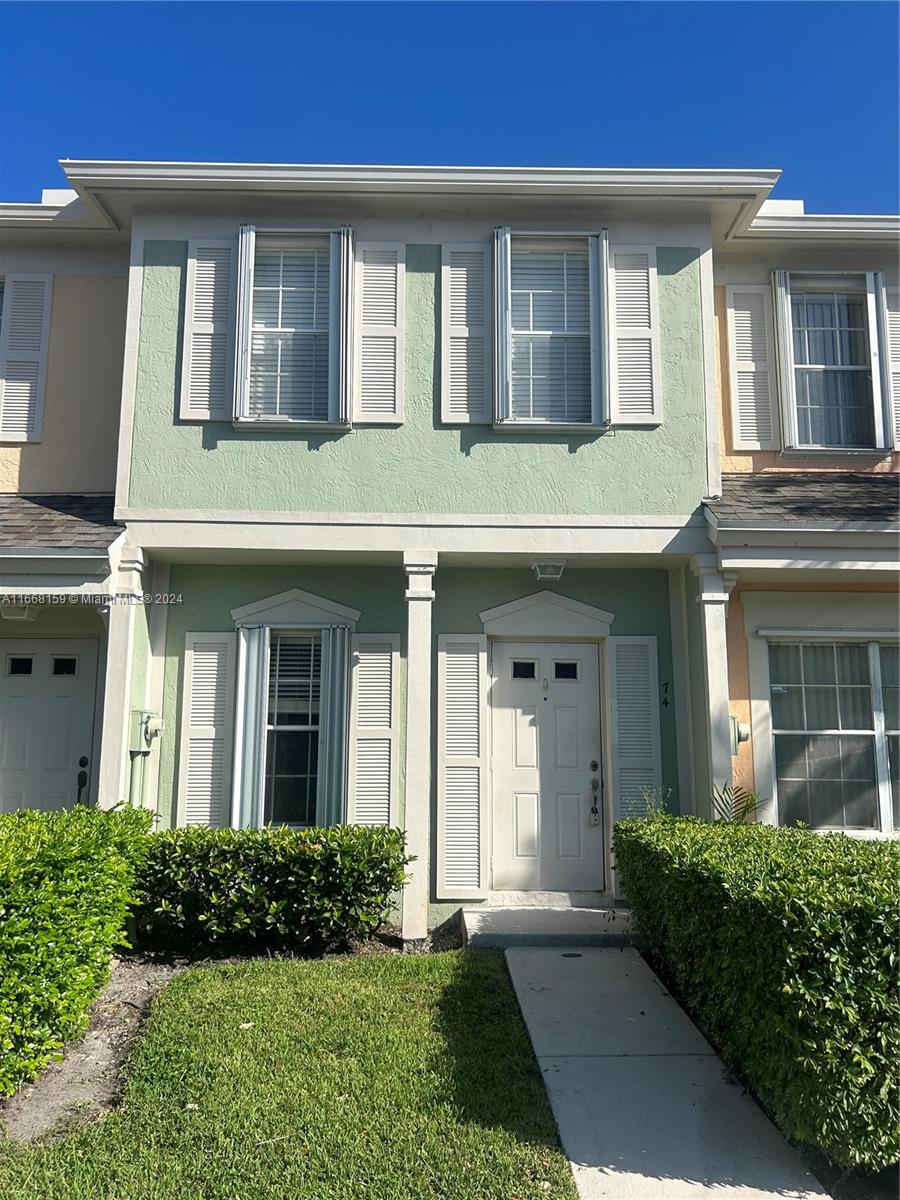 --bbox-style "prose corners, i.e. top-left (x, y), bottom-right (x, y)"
top-left (773, 271), bottom-right (891, 451)
top-left (264, 633), bottom-right (322, 826)
top-left (790, 287), bottom-right (875, 447)
top-left (249, 243), bottom-right (331, 421)
top-left (768, 641), bottom-right (899, 831)
top-left (510, 243), bottom-right (592, 423)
